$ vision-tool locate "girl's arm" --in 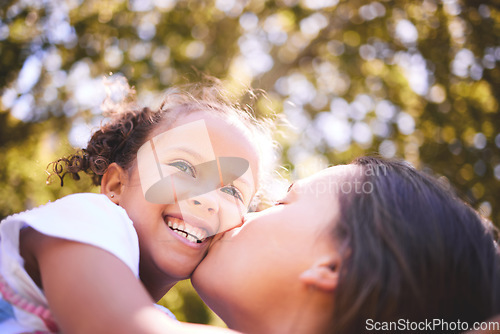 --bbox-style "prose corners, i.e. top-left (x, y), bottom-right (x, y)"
top-left (34, 231), bottom-right (237, 334)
